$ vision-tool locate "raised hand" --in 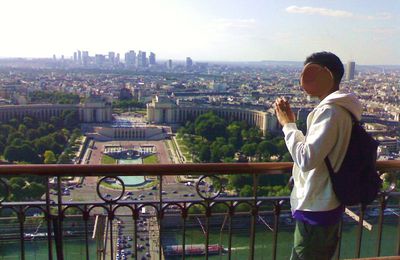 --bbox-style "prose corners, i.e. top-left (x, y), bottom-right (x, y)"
top-left (274, 97), bottom-right (296, 126)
